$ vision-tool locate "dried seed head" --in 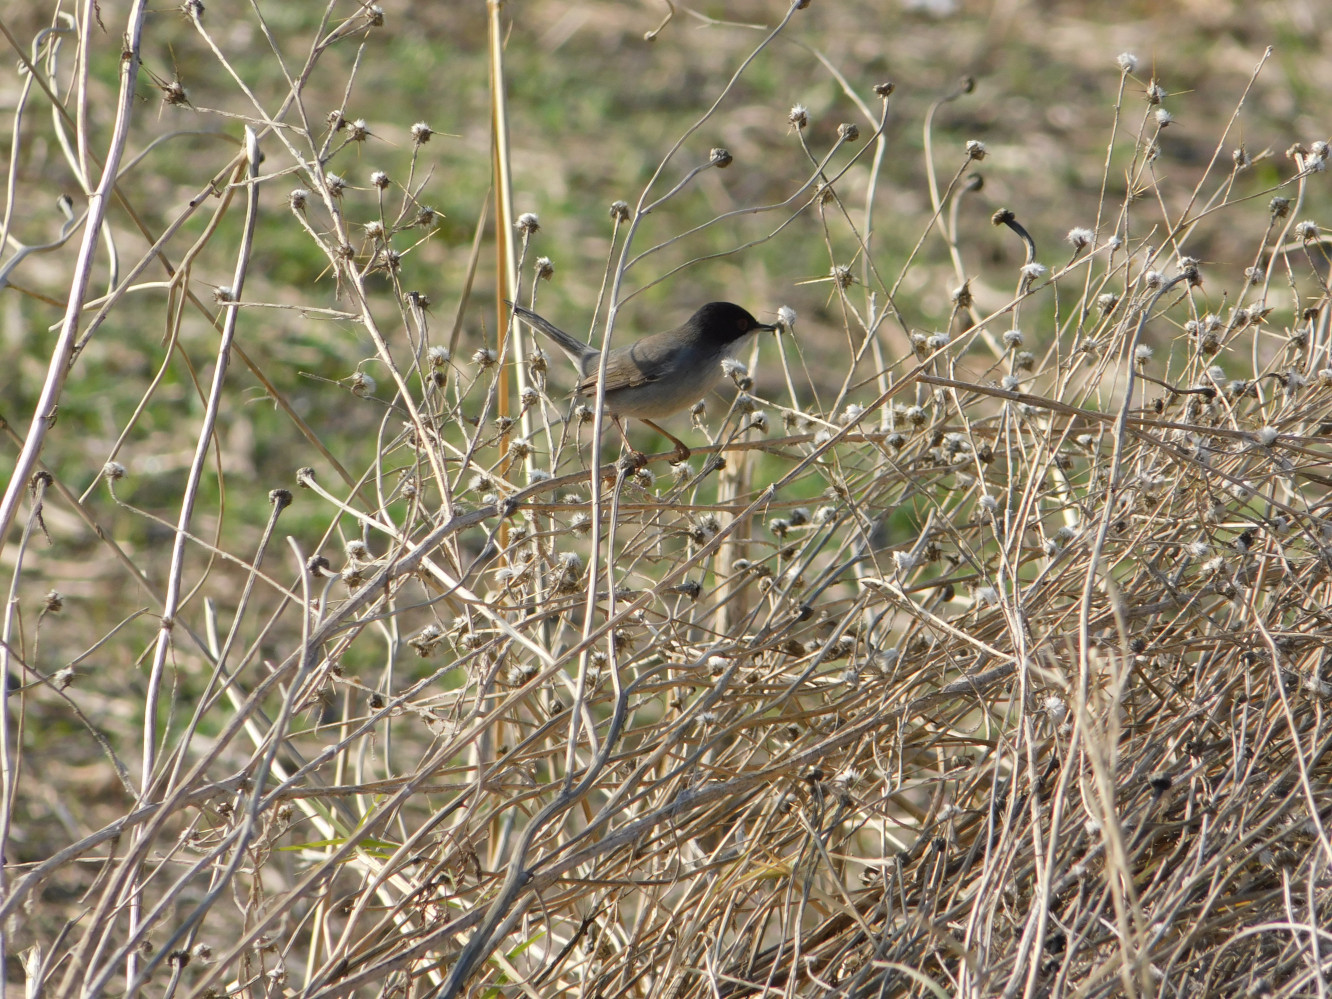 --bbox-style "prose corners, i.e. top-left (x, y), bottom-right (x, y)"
top-left (874, 81), bottom-right (895, 97)
top-left (965, 139), bottom-right (986, 160)
top-left (1067, 227), bottom-right (1094, 251)
top-left (1015, 350), bottom-right (1036, 371)
top-left (838, 123), bottom-right (860, 142)
top-left (609, 200), bottom-right (630, 222)
top-left (1003, 328), bottom-right (1024, 349)
top-left (349, 371), bottom-right (376, 397)
top-left (427, 345), bottom-right (450, 367)
top-left (325, 173), bottom-right (347, 198)
top-left (369, 169), bottom-right (389, 190)
top-left (1117, 52), bottom-right (1138, 73)
top-left (506, 662), bottom-right (540, 686)
top-left (289, 188), bottom-right (309, 211)
top-left (410, 121), bottom-right (432, 144)
top-left (472, 347), bottom-right (498, 368)
top-left (515, 212), bottom-right (540, 234)
top-left (721, 357), bottom-right (749, 383)
top-left (780, 508), bottom-right (809, 529)
top-left (347, 119), bottom-right (370, 142)
top-left (1295, 220), bottom-right (1320, 241)
top-left (710, 147), bottom-right (733, 168)
top-left (160, 78), bottom-right (188, 107)
top-left (1155, 108), bottom-right (1174, 127)
top-left (1146, 80), bottom-right (1166, 105)
top-left (534, 256), bottom-right (554, 281)
top-left (409, 624), bottom-right (445, 657)
top-left (1269, 196), bottom-right (1291, 219)
top-left (788, 104), bottom-right (809, 129)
